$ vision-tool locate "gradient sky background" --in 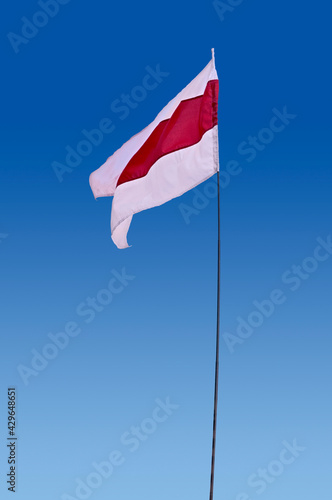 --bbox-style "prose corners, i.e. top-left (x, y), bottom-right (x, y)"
top-left (1, 1), bottom-right (332, 499)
